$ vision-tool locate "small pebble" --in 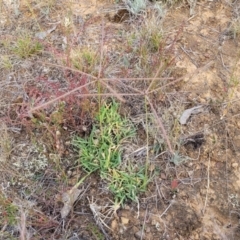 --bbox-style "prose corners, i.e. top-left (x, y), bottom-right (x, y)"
top-left (161, 172), bottom-right (167, 180)
top-left (121, 217), bottom-right (129, 225)
top-left (232, 162), bottom-right (238, 169)
top-left (135, 230), bottom-right (145, 240)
